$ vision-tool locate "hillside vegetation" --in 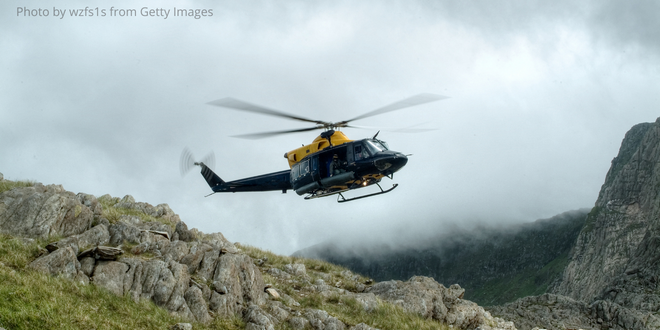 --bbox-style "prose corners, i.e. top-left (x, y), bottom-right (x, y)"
top-left (295, 210), bottom-right (587, 307)
top-left (1, 177), bottom-right (476, 330)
